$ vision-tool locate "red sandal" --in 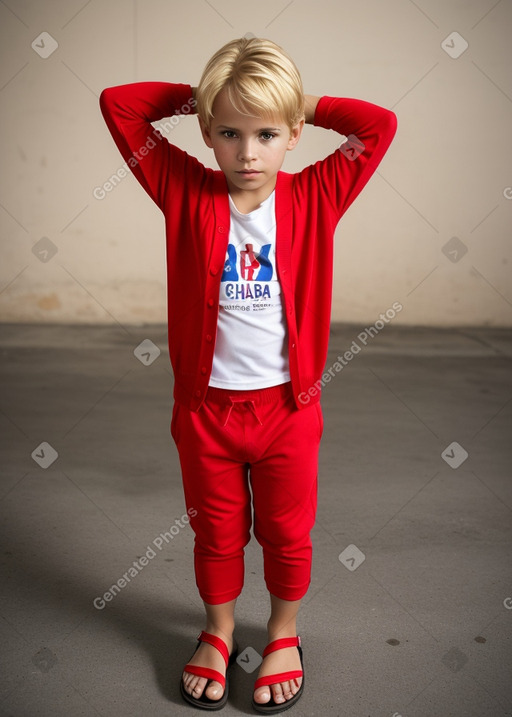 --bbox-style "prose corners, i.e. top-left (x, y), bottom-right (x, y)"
top-left (252, 636), bottom-right (304, 714)
top-left (180, 630), bottom-right (238, 711)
